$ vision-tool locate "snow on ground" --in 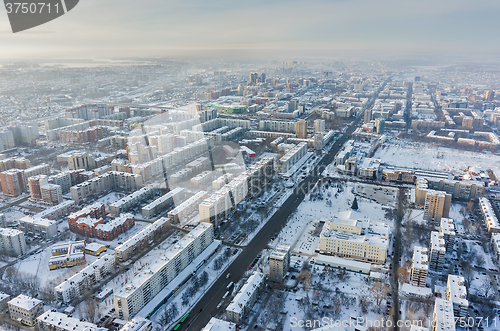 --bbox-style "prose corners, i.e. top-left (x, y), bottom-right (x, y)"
top-left (271, 181), bottom-right (393, 256)
top-left (90, 220), bottom-right (150, 250)
top-left (2, 207), bottom-right (27, 224)
top-left (96, 192), bottom-right (125, 211)
top-left (469, 271), bottom-right (493, 297)
top-left (374, 138), bottom-right (500, 176)
top-left (354, 183), bottom-right (398, 207)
